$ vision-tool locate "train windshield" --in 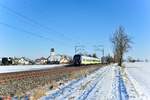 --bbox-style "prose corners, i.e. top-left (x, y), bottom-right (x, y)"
top-left (73, 55), bottom-right (81, 60)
